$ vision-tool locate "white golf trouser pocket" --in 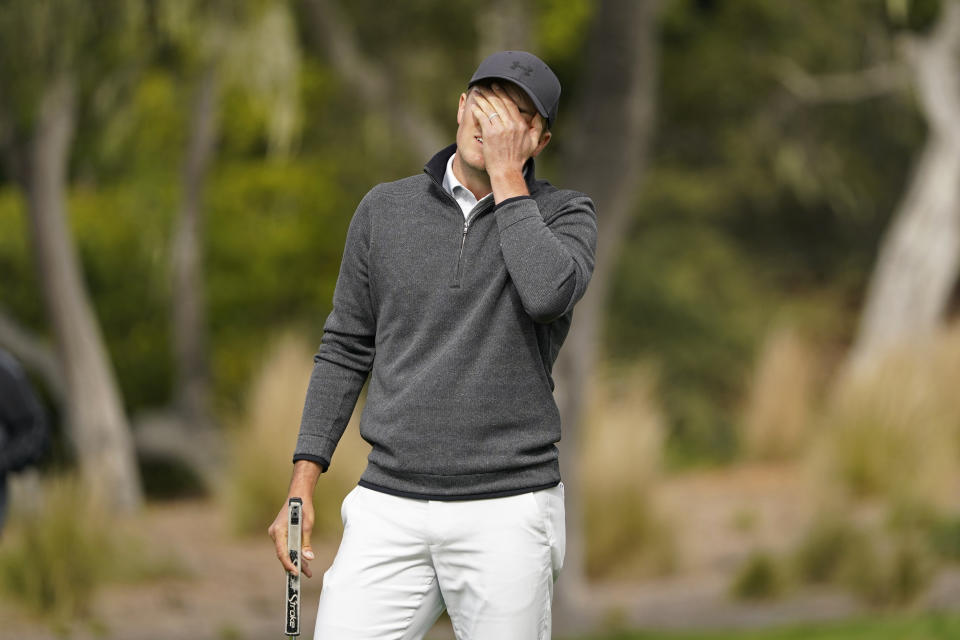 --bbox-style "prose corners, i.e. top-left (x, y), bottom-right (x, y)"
top-left (340, 485), bottom-right (360, 526)
top-left (528, 482), bottom-right (566, 584)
